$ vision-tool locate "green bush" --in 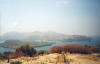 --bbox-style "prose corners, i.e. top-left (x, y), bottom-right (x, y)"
top-left (15, 45), bottom-right (37, 57)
